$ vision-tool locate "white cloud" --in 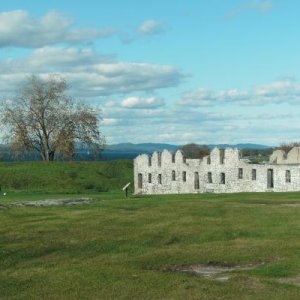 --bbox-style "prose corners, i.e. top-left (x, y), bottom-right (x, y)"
top-left (121, 96), bottom-right (164, 109)
top-left (0, 47), bottom-right (184, 96)
top-left (0, 10), bottom-right (114, 48)
top-left (178, 88), bottom-right (250, 107)
top-left (137, 19), bottom-right (165, 35)
top-left (104, 100), bottom-right (117, 108)
top-left (120, 19), bottom-right (166, 44)
top-left (101, 100), bottom-right (300, 145)
top-left (178, 89), bottom-right (215, 107)
top-left (178, 78), bottom-right (300, 107)
top-left (218, 89), bottom-right (249, 102)
top-left (27, 47), bottom-right (108, 67)
top-left (227, 1), bottom-right (273, 18)
top-left (102, 118), bottom-right (121, 126)
top-left (255, 78), bottom-right (300, 97)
